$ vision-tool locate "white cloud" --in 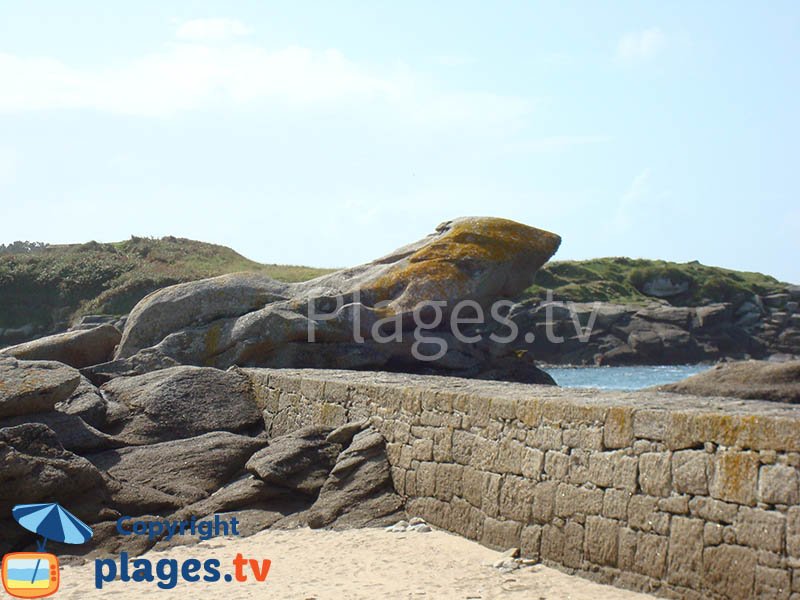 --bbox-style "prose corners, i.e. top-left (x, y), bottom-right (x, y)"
top-left (616, 28), bottom-right (666, 63)
top-left (0, 27), bottom-right (529, 125)
top-left (175, 18), bottom-right (252, 42)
